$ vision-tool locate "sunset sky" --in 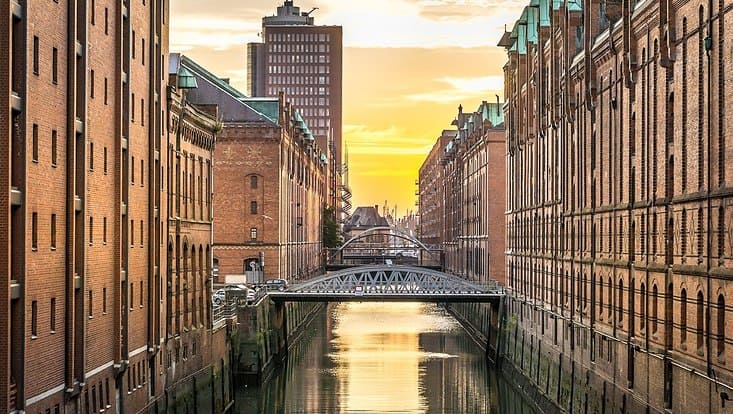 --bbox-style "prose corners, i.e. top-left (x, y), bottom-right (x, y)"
top-left (171, 0), bottom-right (523, 216)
